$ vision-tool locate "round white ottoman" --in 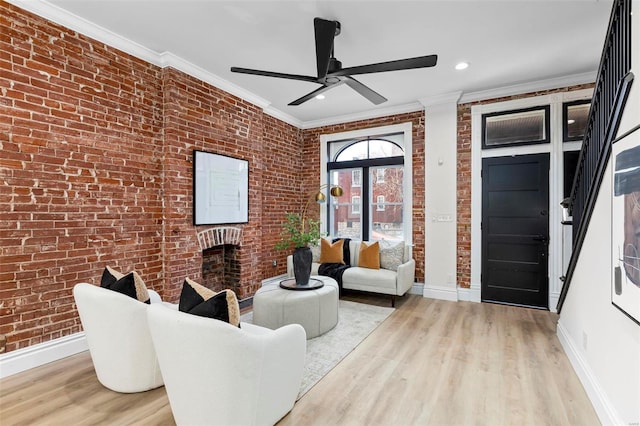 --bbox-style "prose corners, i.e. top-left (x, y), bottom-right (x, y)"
top-left (252, 275), bottom-right (339, 339)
